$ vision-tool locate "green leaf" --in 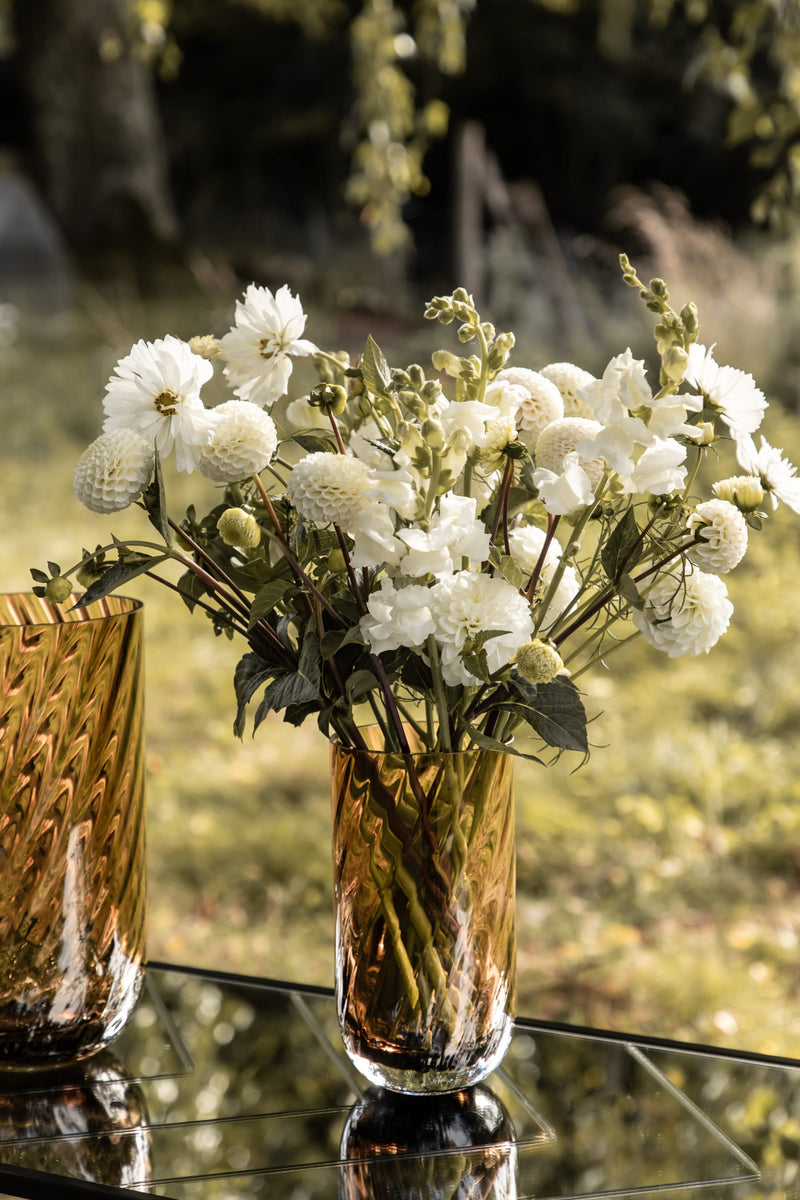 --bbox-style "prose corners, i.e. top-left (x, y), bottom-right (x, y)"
top-left (509, 676), bottom-right (588, 753)
top-left (461, 719), bottom-right (545, 763)
top-left (233, 652), bottom-right (275, 738)
top-left (601, 508), bottom-right (642, 582)
top-left (345, 668), bottom-right (379, 702)
top-left (361, 334), bottom-right (392, 398)
top-left (139, 452), bottom-right (170, 545)
top-left (73, 553), bottom-right (169, 608)
top-left (291, 431), bottom-right (338, 454)
top-left (47, 561), bottom-right (61, 577)
top-left (253, 669), bottom-right (320, 730)
top-left (248, 579), bottom-right (291, 629)
top-left (30, 568), bottom-right (50, 584)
